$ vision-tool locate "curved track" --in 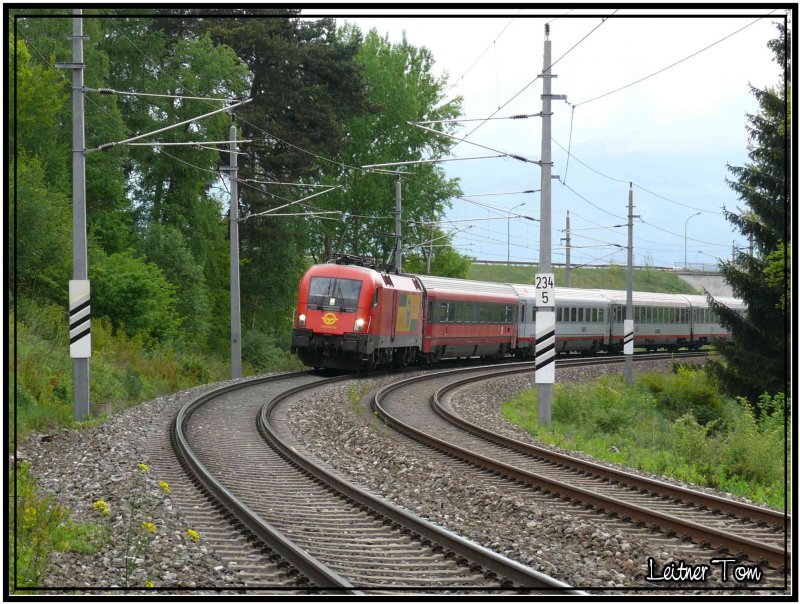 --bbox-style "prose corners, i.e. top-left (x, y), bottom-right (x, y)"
top-left (171, 372), bottom-right (582, 594)
top-left (371, 355), bottom-right (790, 588)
